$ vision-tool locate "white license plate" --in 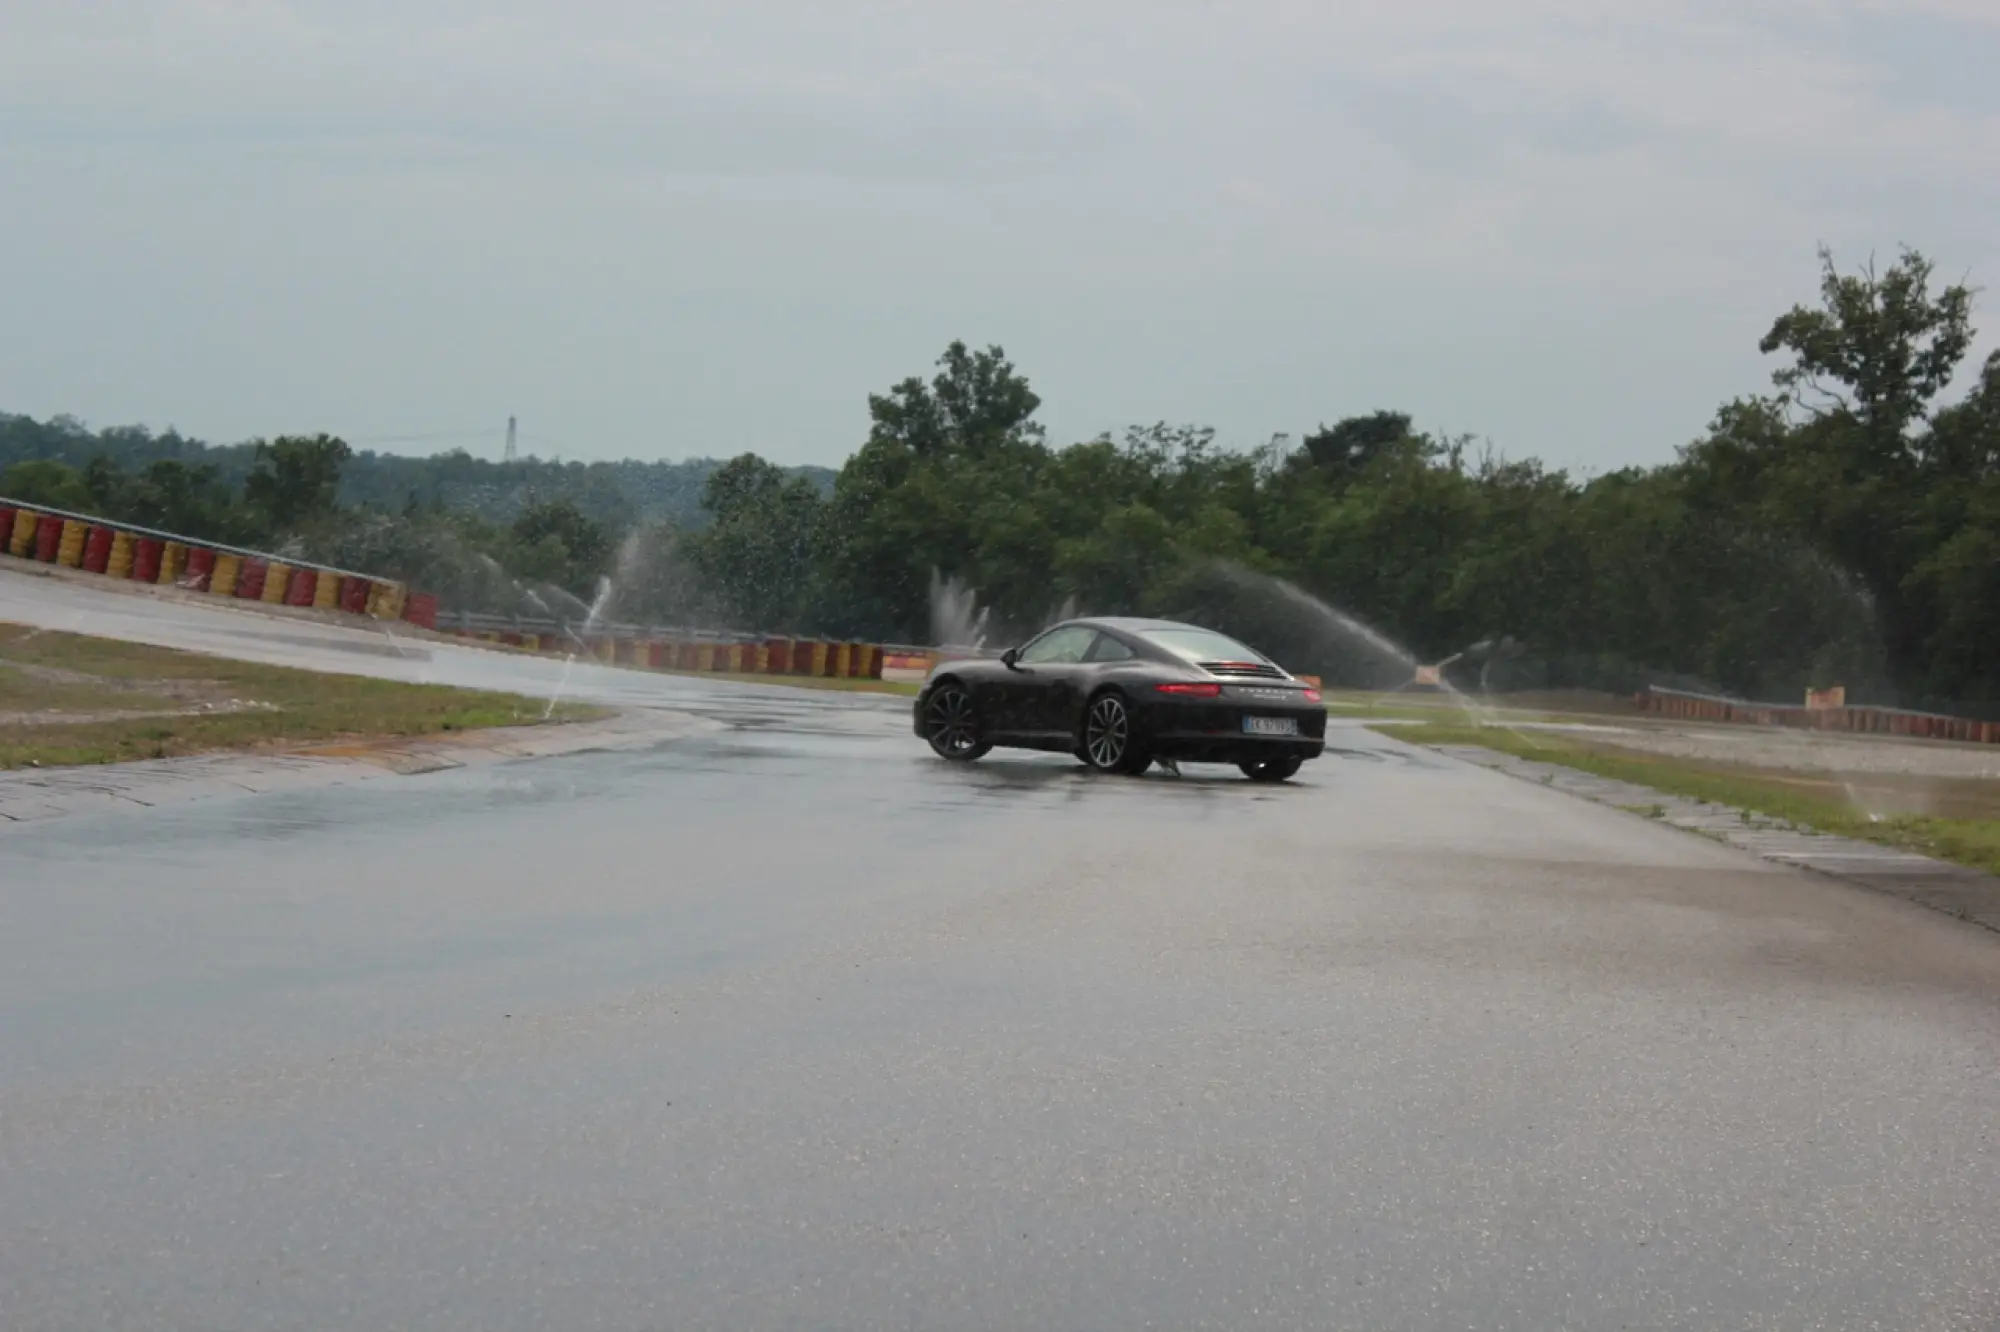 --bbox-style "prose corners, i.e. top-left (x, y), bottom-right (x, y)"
top-left (1242, 716), bottom-right (1299, 736)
